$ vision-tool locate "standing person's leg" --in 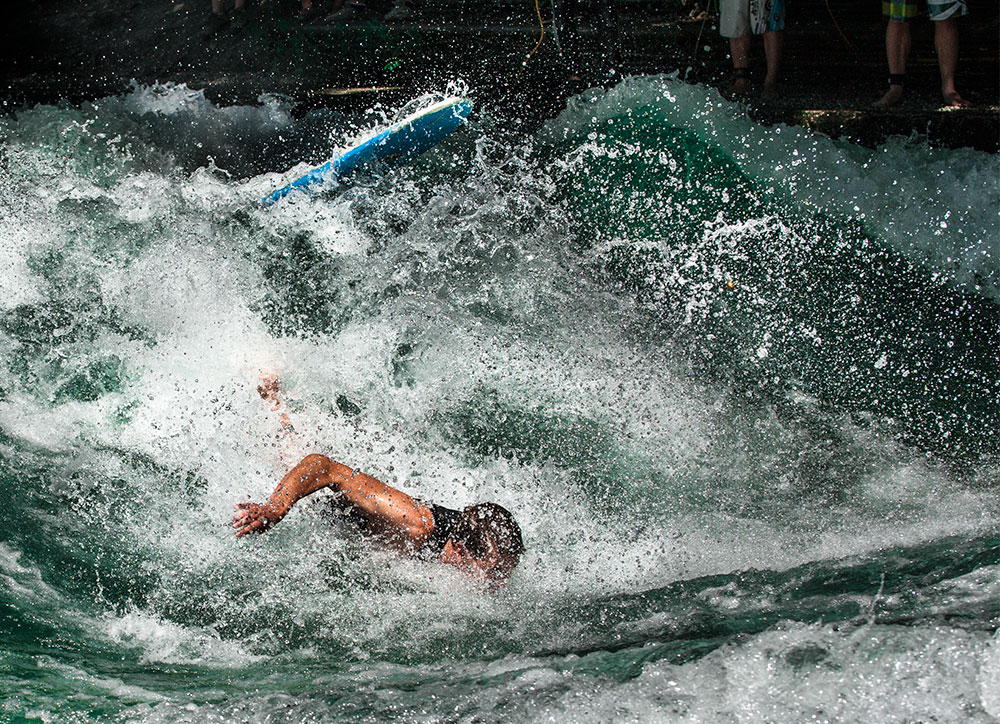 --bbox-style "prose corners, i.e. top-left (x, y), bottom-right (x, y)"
top-left (720, 0), bottom-right (752, 96)
top-left (874, 19), bottom-right (911, 107)
top-left (757, 0), bottom-right (784, 97)
top-left (933, 17), bottom-right (967, 106)
top-left (728, 35), bottom-right (753, 96)
top-left (874, 0), bottom-right (916, 108)
top-left (761, 29), bottom-right (783, 97)
top-left (204, 0), bottom-right (231, 38)
top-left (231, 0), bottom-right (248, 29)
